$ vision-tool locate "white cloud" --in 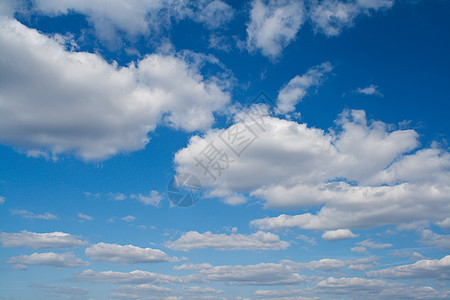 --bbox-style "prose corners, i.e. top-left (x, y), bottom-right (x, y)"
top-left (121, 215), bottom-right (136, 222)
top-left (437, 217), bottom-right (450, 230)
top-left (131, 191), bottom-right (163, 207)
top-left (246, 0), bottom-right (305, 58)
top-left (165, 231), bottom-right (290, 251)
top-left (182, 286), bottom-right (223, 294)
top-left (286, 257), bottom-right (377, 272)
top-left (29, 0), bottom-right (233, 47)
top-left (194, 262), bottom-right (307, 285)
top-left (10, 209), bottom-right (58, 220)
top-left (321, 229), bottom-right (358, 241)
top-left (355, 84), bottom-right (383, 96)
top-left (0, 17), bottom-right (230, 161)
top-left (109, 193), bottom-right (127, 201)
top-left (85, 242), bottom-right (177, 264)
top-left (78, 213), bottom-right (93, 221)
top-left (0, 196), bottom-right (4, 204)
top-left (358, 239), bottom-right (393, 249)
top-left (277, 62), bottom-right (333, 114)
top-left (0, 230), bottom-right (87, 248)
top-left (77, 269), bottom-right (185, 284)
top-left (176, 109), bottom-right (450, 232)
top-left (351, 246), bottom-right (367, 253)
top-left (7, 252), bottom-right (89, 268)
top-left (367, 255), bottom-right (450, 279)
top-left (419, 229), bottom-right (450, 249)
top-left (309, 0), bottom-right (394, 37)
